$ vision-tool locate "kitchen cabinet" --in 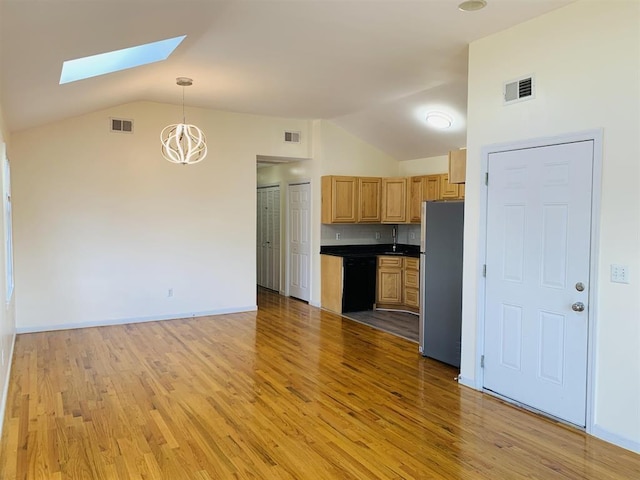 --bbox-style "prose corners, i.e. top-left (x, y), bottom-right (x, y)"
top-left (377, 256), bottom-right (403, 306)
top-left (321, 254), bottom-right (343, 313)
top-left (448, 149), bottom-right (467, 184)
top-left (409, 175), bottom-right (441, 222)
top-left (376, 255), bottom-right (420, 312)
top-left (357, 177), bottom-right (382, 223)
top-left (439, 173), bottom-right (460, 200)
top-left (425, 175), bottom-right (441, 201)
top-left (322, 176), bottom-right (358, 224)
top-left (403, 257), bottom-right (420, 312)
top-left (381, 177), bottom-right (408, 223)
